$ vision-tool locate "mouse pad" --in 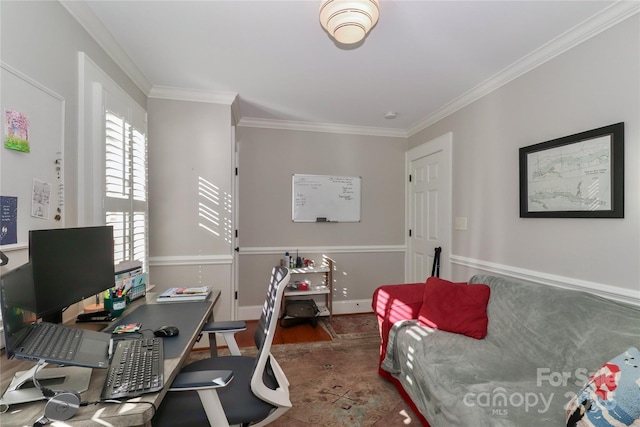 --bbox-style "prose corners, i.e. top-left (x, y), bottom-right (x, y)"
top-left (106, 301), bottom-right (212, 358)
